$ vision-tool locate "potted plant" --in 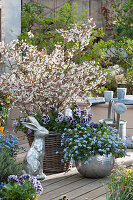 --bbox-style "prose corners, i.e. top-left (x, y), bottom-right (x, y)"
top-left (0, 174), bottom-right (43, 200)
top-left (14, 104), bottom-right (92, 173)
top-left (107, 164), bottom-right (133, 200)
top-left (58, 195), bottom-right (69, 200)
top-left (61, 122), bottom-right (127, 178)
